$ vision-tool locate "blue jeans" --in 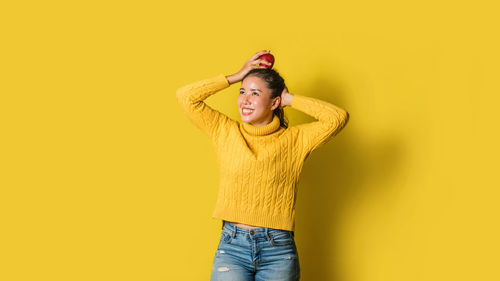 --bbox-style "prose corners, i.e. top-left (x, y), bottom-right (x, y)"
top-left (210, 221), bottom-right (300, 281)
